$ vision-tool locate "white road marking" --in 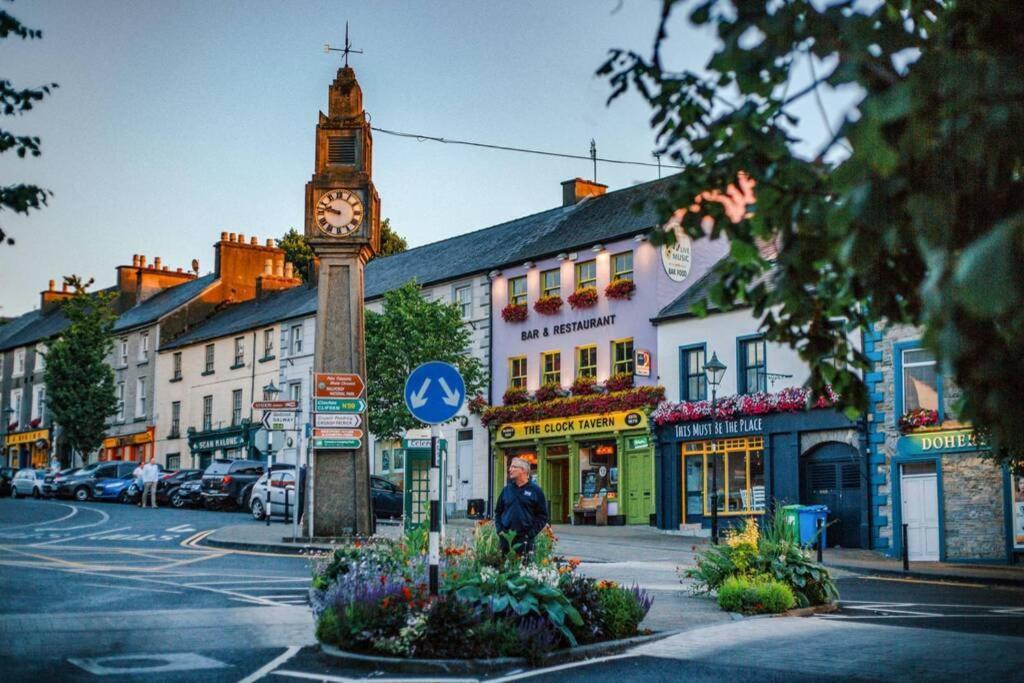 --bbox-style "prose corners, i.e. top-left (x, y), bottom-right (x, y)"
top-left (185, 577), bottom-right (309, 586)
top-left (491, 653), bottom-right (636, 681)
top-left (29, 524), bottom-right (130, 547)
top-left (37, 504), bottom-right (111, 531)
top-left (0, 502), bottom-right (78, 530)
top-left (840, 602), bottom-right (941, 617)
top-left (273, 671), bottom-right (479, 683)
top-left (166, 524), bottom-right (197, 533)
top-left (80, 582), bottom-right (184, 594)
top-left (238, 645), bottom-right (301, 683)
top-left (68, 652), bottom-right (228, 675)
